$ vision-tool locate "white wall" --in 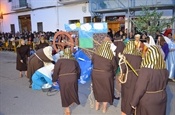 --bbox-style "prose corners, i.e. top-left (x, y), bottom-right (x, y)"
top-left (2, 14), bottom-right (19, 32)
top-left (58, 3), bottom-right (91, 31)
top-left (31, 8), bottom-right (58, 32)
top-left (1, 0), bottom-right (174, 33)
top-left (30, 0), bottom-right (57, 9)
